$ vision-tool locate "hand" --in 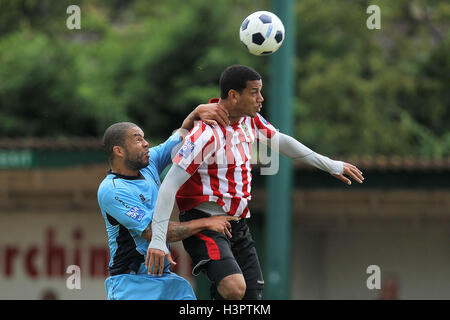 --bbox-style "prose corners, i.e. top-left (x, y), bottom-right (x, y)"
top-left (331, 162), bottom-right (364, 185)
top-left (195, 103), bottom-right (230, 127)
top-left (203, 215), bottom-right (238, 238)
top-left (145, 248), bottom-right (176, 276)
